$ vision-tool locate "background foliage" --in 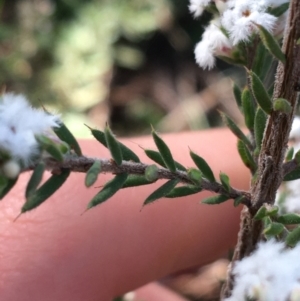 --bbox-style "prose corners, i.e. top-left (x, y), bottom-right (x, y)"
top-left (0, 0), bottom-right (242, 137)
